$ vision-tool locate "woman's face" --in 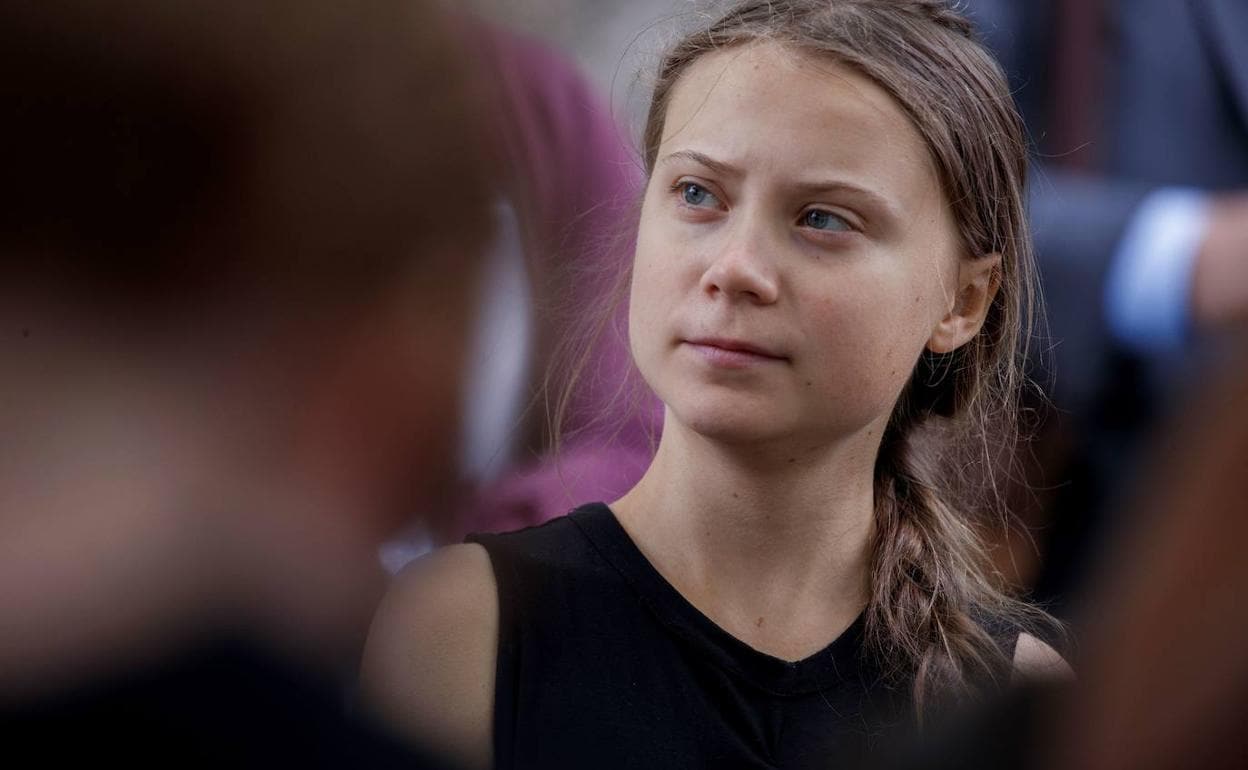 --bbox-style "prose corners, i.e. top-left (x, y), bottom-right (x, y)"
top-left (630, 42), bottom-right (968, 450)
